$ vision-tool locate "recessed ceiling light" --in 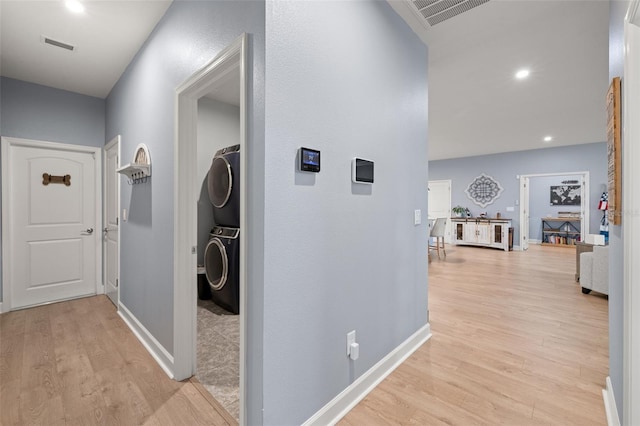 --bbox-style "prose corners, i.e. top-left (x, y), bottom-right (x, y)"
top-left (65, 0), bottom-right (85, 14)
top-left (515, 69), bottom-right (530, 79)
top-left (544, 136), bottom-right (553, 142)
